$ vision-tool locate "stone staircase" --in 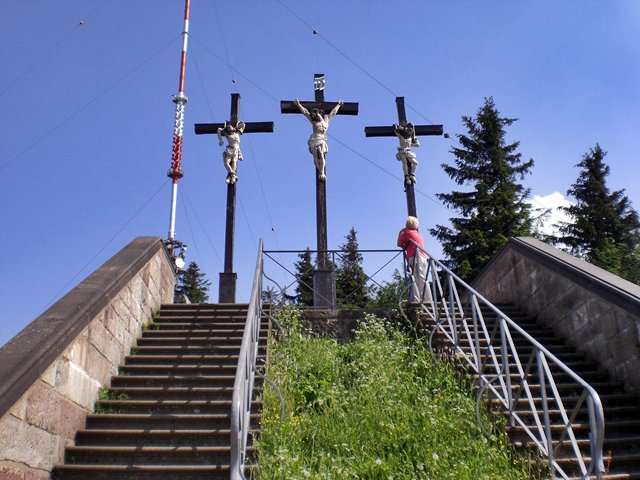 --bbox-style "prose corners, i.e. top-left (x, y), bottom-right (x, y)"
top-left (52, 303), bottom-right (268, 480)
top-left (426, 303), bottom-right (640, 480)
